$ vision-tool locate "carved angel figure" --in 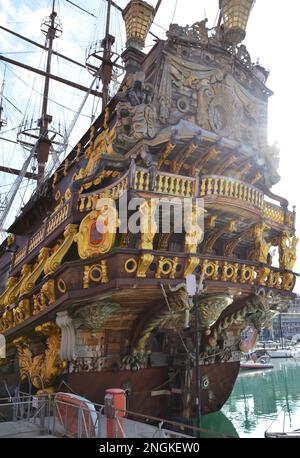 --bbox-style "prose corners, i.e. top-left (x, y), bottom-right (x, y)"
top-left (252, 224), bottom-right (270, 264)
top-left (139, 200), bottom-right (158, 250)
top-left (279, 232), bottom-right (298, 271)
top-left (14, 324), bottom-right (65, 392)
top-left (184, 205), bottom-right (204, 254)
